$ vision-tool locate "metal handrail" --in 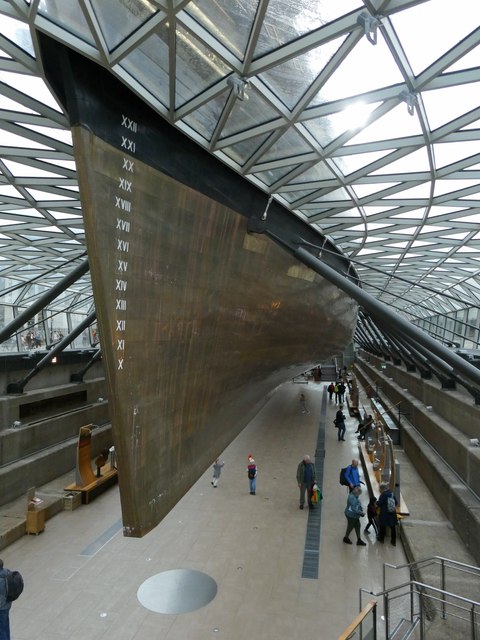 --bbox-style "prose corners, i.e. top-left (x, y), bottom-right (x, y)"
top-left (361, 577), bottom-right (480, 639)
top-left (383, 555), bottom-right (480, 578)
top-left (383, 555), bottom-right (480, 623)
